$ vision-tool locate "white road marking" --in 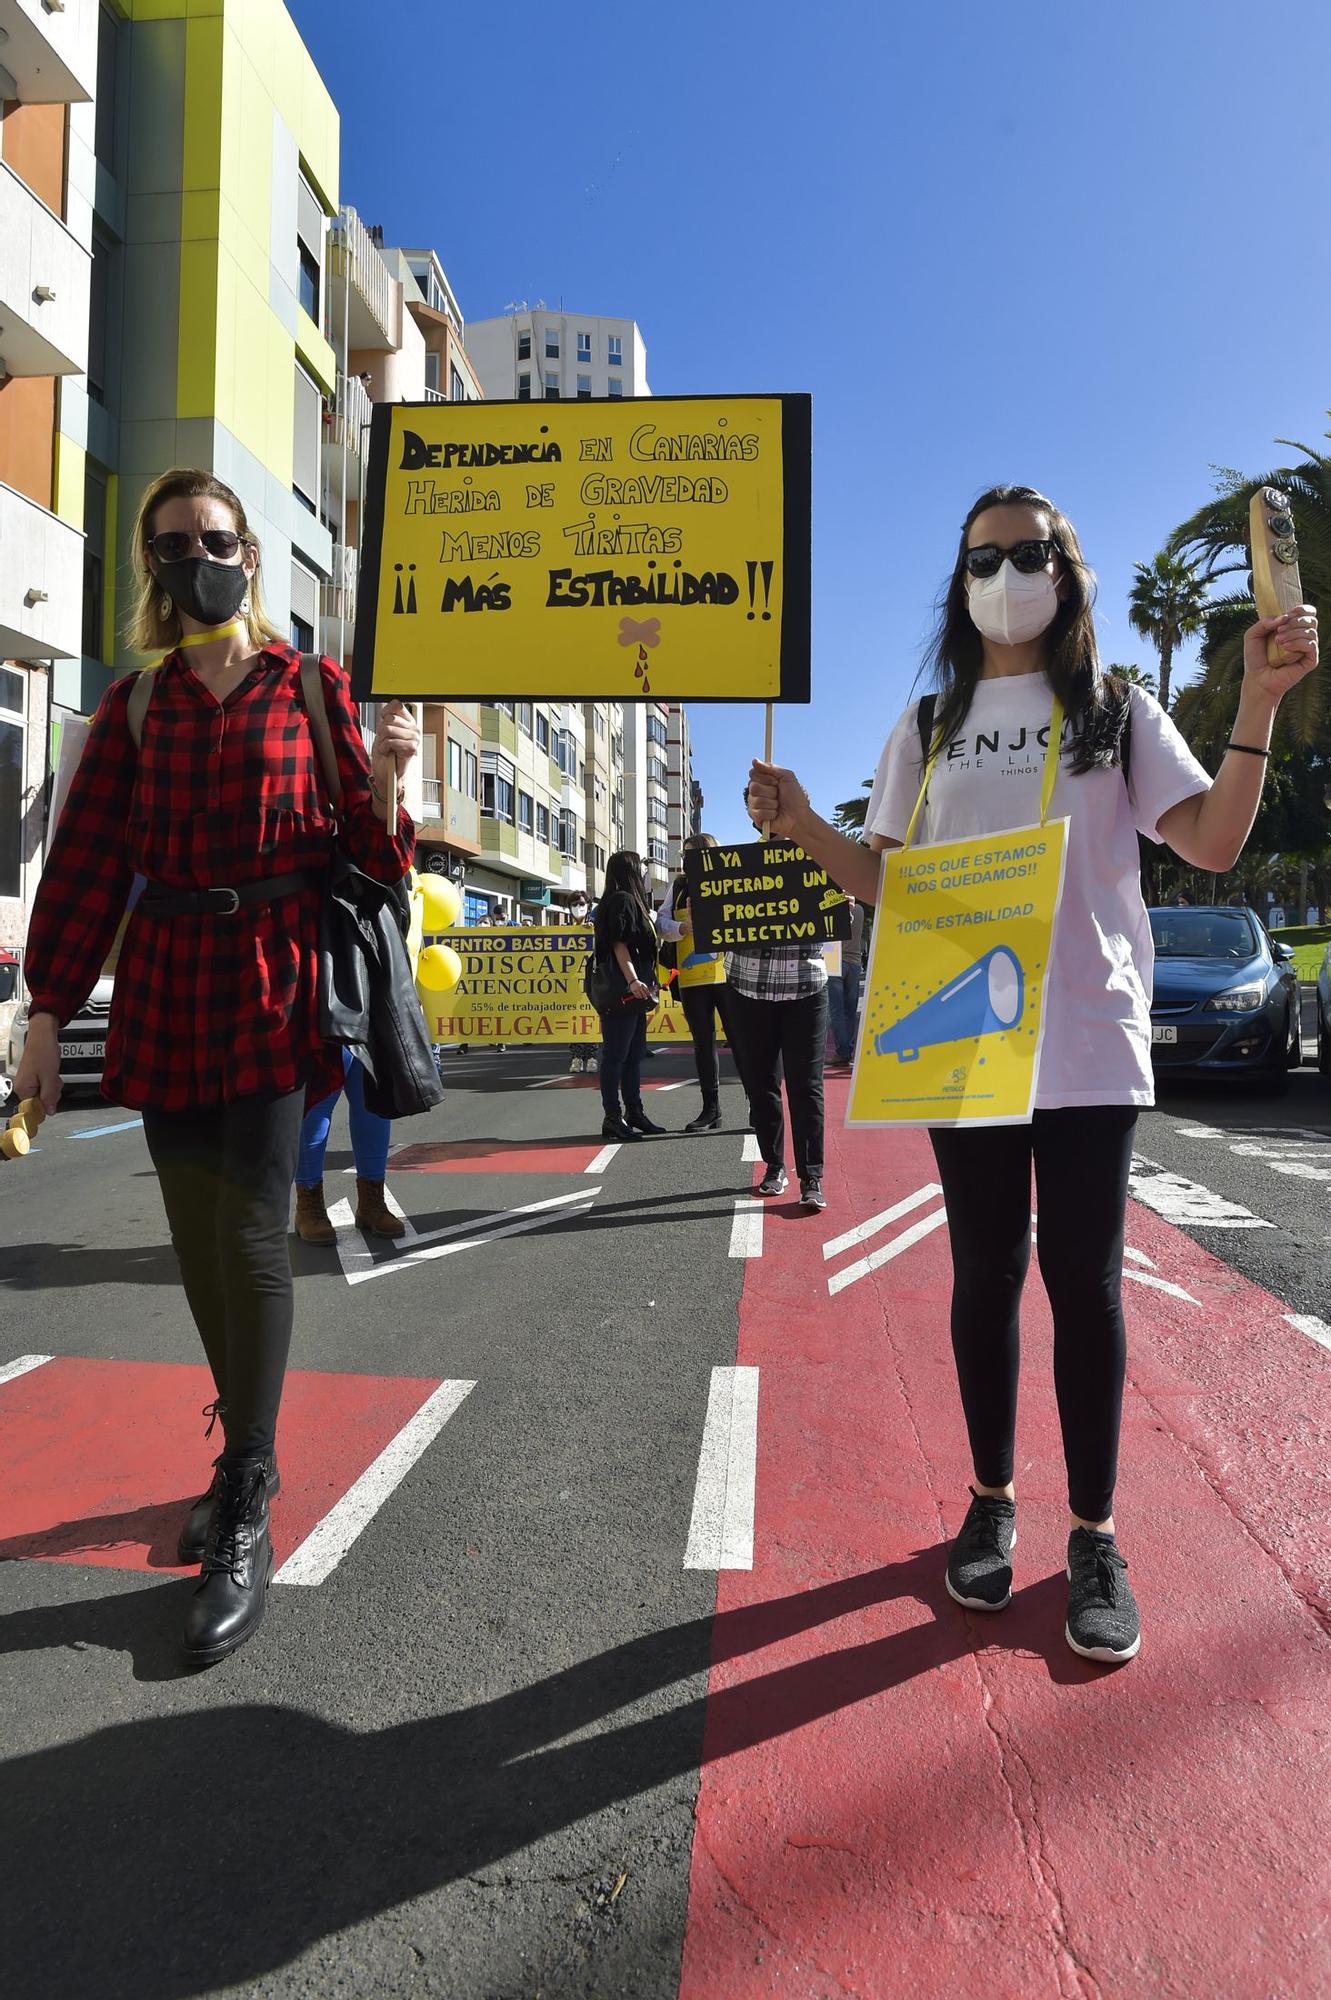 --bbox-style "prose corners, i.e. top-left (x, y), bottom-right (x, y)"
top-left (827, 1206), bottom-right (950, 1297)
top-left (1285, 1312), bottom-right (1331, 1354)
top-left (1123, 1245), bottom-right (1157, 1268)
top-left (1128, 1158), bottom-right (1273, 1229)
top-left (822, 1184), bottom-right (944, 1262)
top-left (654, 1080), bottom-right (689, 1092)
top-left (585, 1143), bottom-right (621, 1173)
top-left (742, 1134), bottom-right (761, 1163)
top-left (0, 1353), bottom-right (54, 1387)
top-left (683, 1366), bottom-right (759, 1570)
top-left (274, 1379), bottom-right (476, 1586)
top-left (1122, 1269), bottom-right (1200, 1306)
top-left (331, 1189), bottom-right (598, 1286)
top-left (729, 1198), bottom-right (765, 1259)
